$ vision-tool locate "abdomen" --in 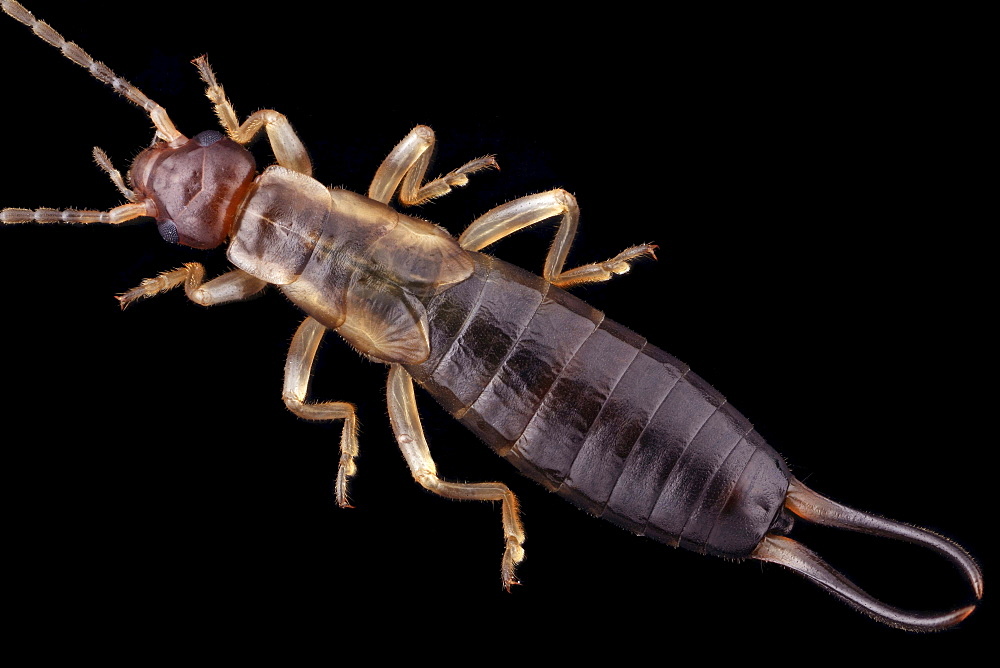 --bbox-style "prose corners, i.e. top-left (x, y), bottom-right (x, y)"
top-left (405, 253), bottom-right (791, 558)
